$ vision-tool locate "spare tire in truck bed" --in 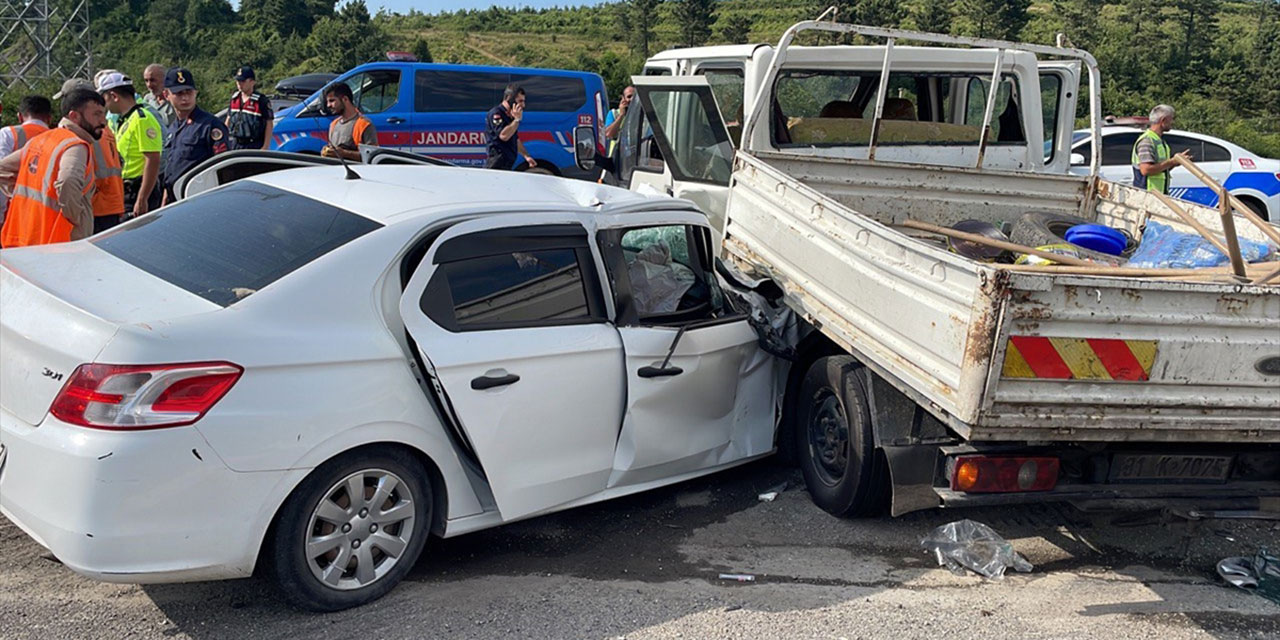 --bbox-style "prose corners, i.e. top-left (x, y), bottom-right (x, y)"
top-left (1008, 212), bottom-right (1132, 263)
